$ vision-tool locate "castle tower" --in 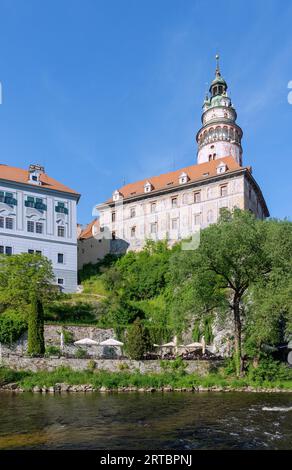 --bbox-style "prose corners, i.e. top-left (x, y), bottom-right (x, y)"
top-left (196, 55), bottom-right (243, 166)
